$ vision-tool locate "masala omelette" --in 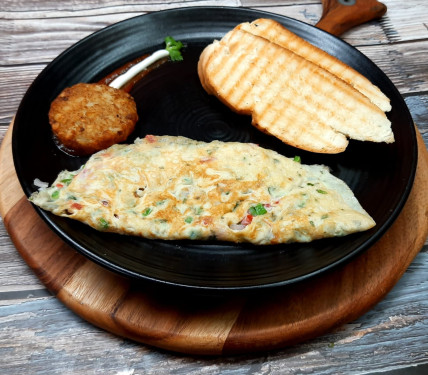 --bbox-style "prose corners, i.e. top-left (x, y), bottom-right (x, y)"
top-left (29, 135), bottom-right (375, 245)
